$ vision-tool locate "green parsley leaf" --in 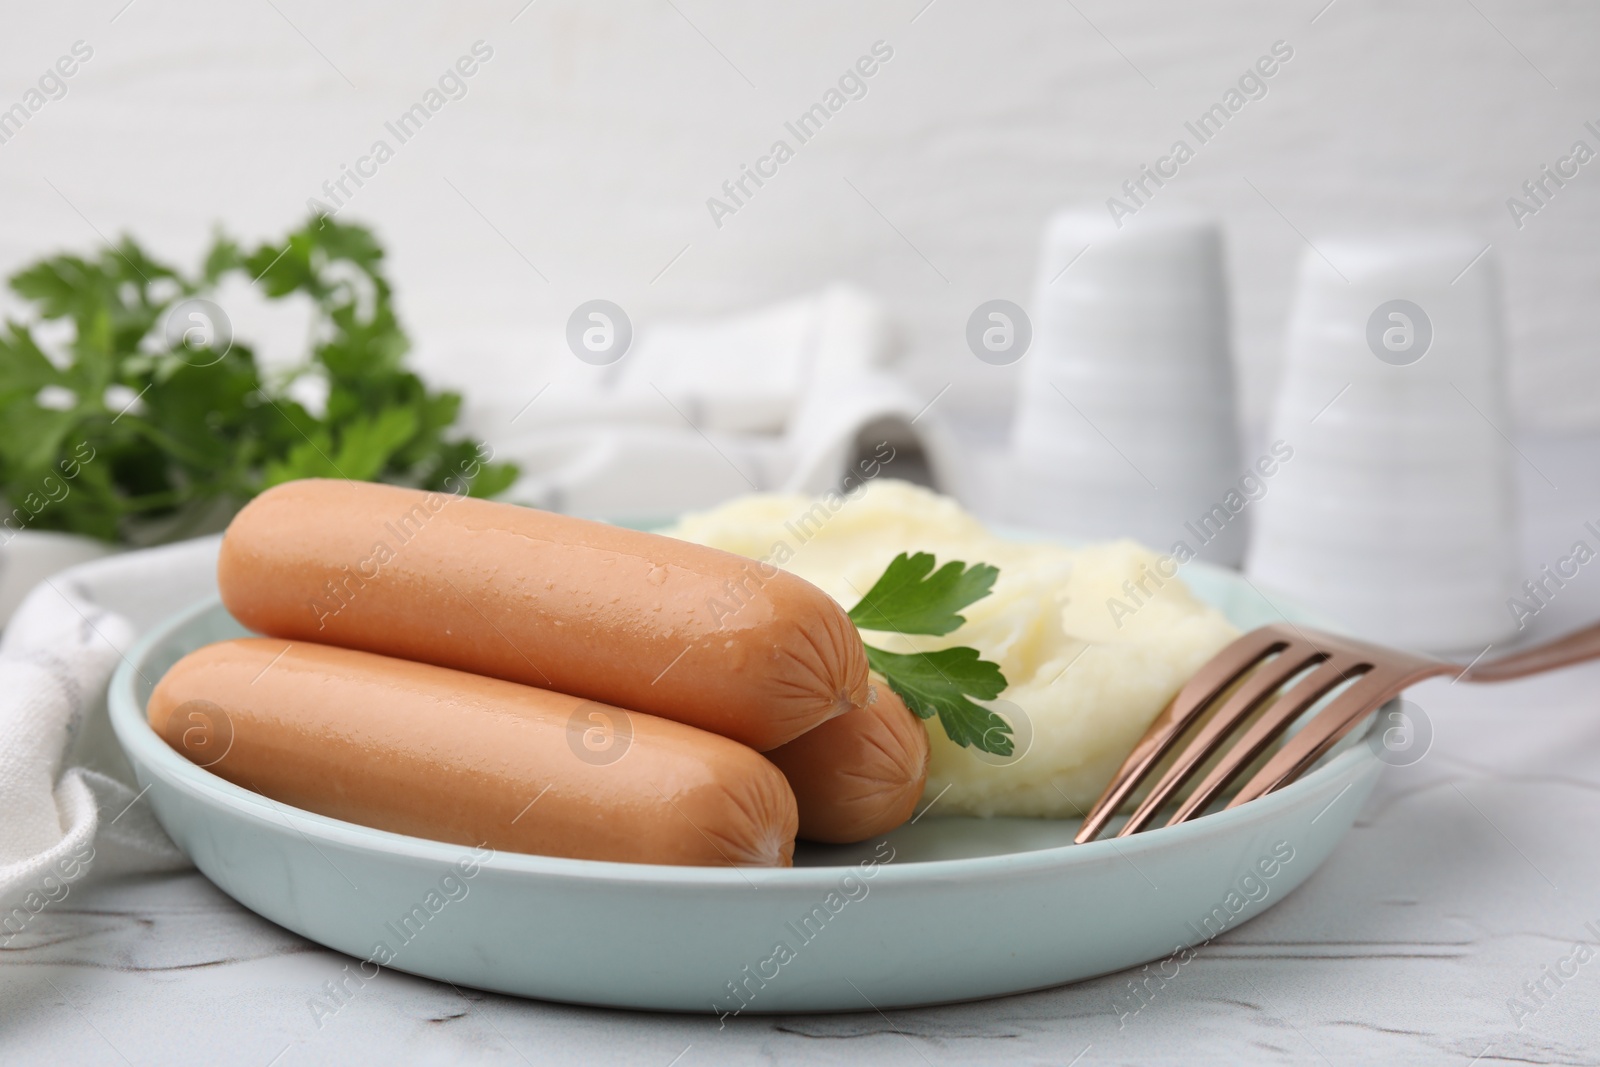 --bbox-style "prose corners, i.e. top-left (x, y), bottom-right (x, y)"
top-left (847, 551), bottom-right (999, 636)
top-left (846, 552), bottom-right (1014, 755)
top-left (0, 216), bottom-right (517, 543)
top-left (863, 643), bottom-right (1013, 755)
